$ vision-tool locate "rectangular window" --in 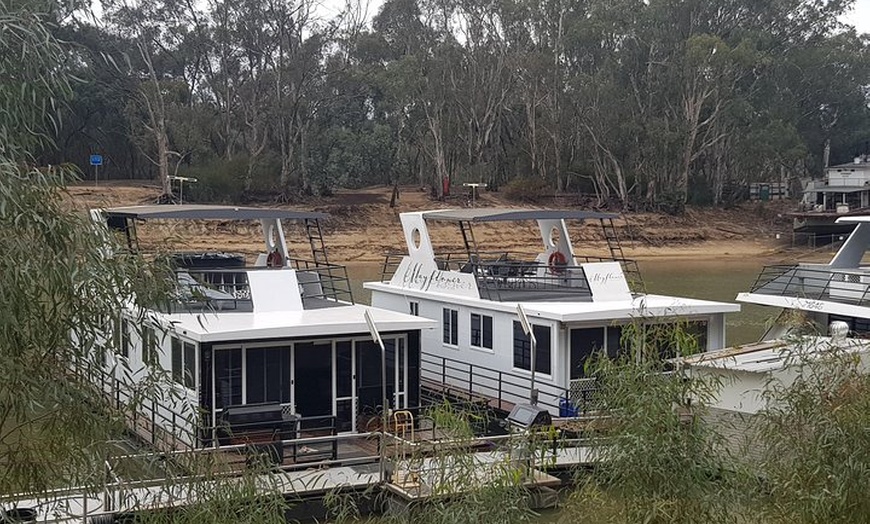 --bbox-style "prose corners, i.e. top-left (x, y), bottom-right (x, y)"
top-left (443, 308), bottom-right (458, 345)
top-left (409, 301), bottom-right (419, 316)
top-left (215, 348), bottom-right (242, 408)
top-left (245, 347), bottom-right (291, 404)
top-left (513, 321), bottom-right (551, 374)
top-left (171, 338), bottom-right (183, 384)
top-left (142, 326), bottom-right (157, 365)
top-left (183, 341), bottom-right (196, 389)
top-left (171, 337), bottom-right (197, 389)
top-left (606, 325), bottom-right (623, 359)
top-left (118, 319), bottom-right (130, 358)
top-left (470, 313), bottom-right (493, 349)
